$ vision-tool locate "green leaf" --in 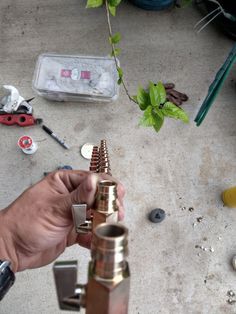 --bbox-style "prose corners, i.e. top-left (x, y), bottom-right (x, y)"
top-left (108, 5), bottom-right (116, 16)
top-left (111, 48), bottom-right (121, 57)
top-left (117, 67), bottom-right (123, 78)
top-left (108, 0), bottom-right (122, 7)
top-left (149, 82), bottom-right (160, 107)
top-left (109, 32), bottom-right (121, 44)
top-left (153, 106), bottom-right (164, 119)
top-left (136, 86), bottom-right (150, 111)
top-left (140, 105), bottom-right (165, 132)
top-left (153, 113), bottom-right (164, 132)
top-left (162, 102), bottom-right (189, 123)
top-left (139, 106), bottom-right (156, 127)
top-left (179, 0), bottom-right (192, 7)
top-left (156, 81), bottom-right (166, 104)
top-left (117, 67), bottom-right (123, 85)
top-left (132, 96), bottom-right (138, 103)
top-left (86, 0), bottom-right (103, 8)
